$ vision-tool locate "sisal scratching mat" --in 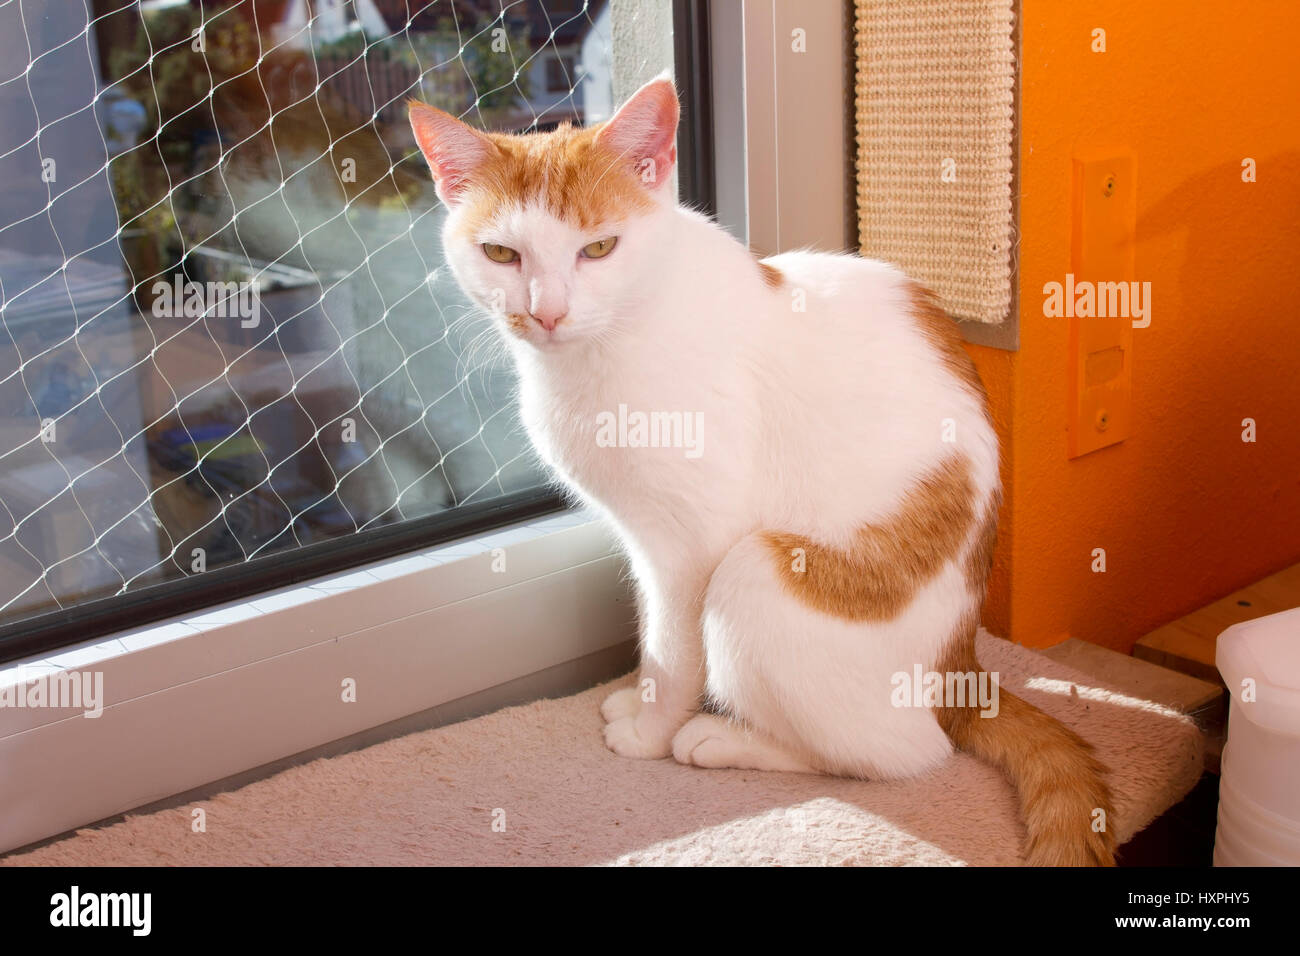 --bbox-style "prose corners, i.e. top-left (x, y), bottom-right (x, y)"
top-left (855, 0), bottom-right (1016, 324)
